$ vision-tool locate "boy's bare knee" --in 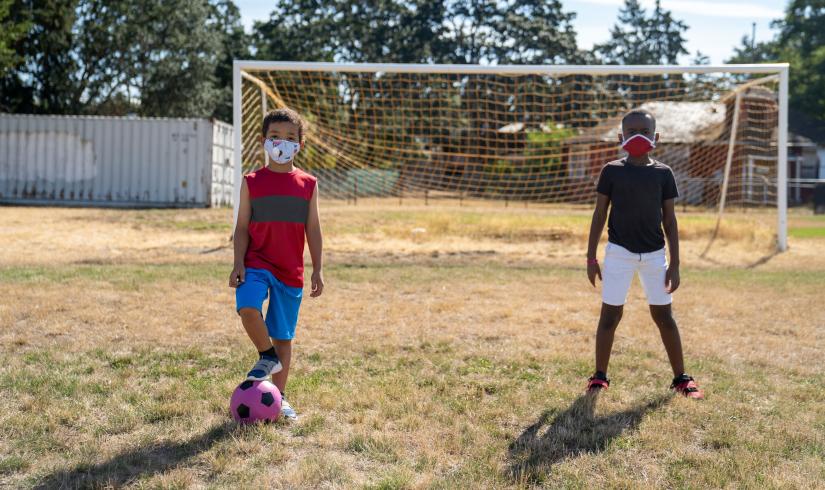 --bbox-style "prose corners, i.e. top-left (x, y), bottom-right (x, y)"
top-left (238, 307), bottom-right (262, 320)
top-left (649, 305), bottom-right (675, 328)
top-left (599, 304), bottom-right (623, 330)
top-left (271, 339), bottom-right (292, 347)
